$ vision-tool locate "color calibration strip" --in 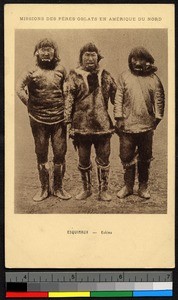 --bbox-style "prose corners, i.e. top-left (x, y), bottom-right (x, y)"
top-left (6, 290), bottom-right (173, 298)
top-left (6, 271), bottom-right (173, 297)
top-left (6, 283), bottom-right (173, 298)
